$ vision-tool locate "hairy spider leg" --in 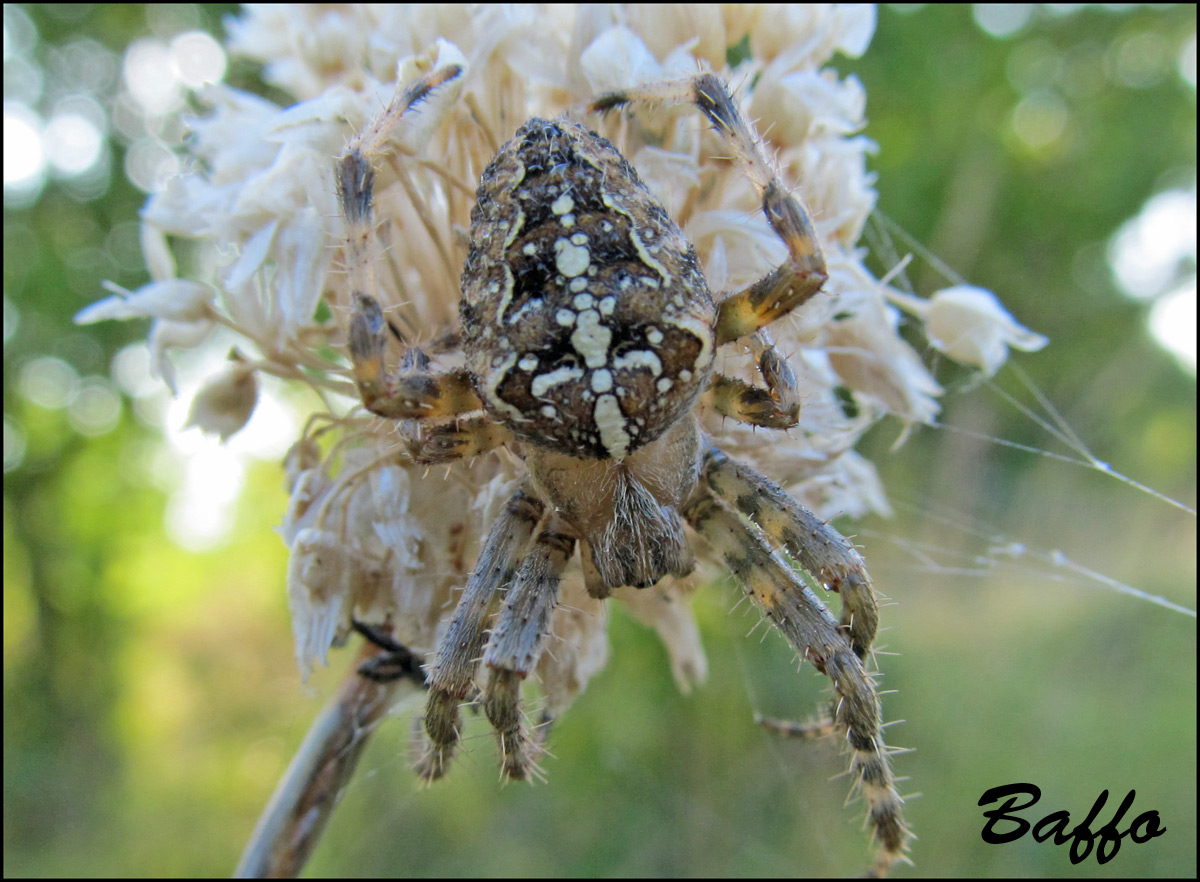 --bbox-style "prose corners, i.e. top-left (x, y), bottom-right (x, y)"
top-left (347, 293), bottom-right (482, 419)
top-left (482, 524), bottom-right (576, 780)
top-left (338, 60), bottom-right (908, 873)
top-left (704, 373), bottom-right (798, 429)
top-left (338, 64), bottom-right (501, 447)
top-left (702, 447), bottom-right (879, 660)
top-left (589, 74), bottom-right (824, 428)
top-left (750, 327), bottom-right (802, 417)
top-left (419, 487), bottom-right (544, 781)
top-left (683, 470), bottom-right (907, 874)
top-left (403, 415), bottom-right (510, 465)
top-left (702, 327), bottom-right (804, 429)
